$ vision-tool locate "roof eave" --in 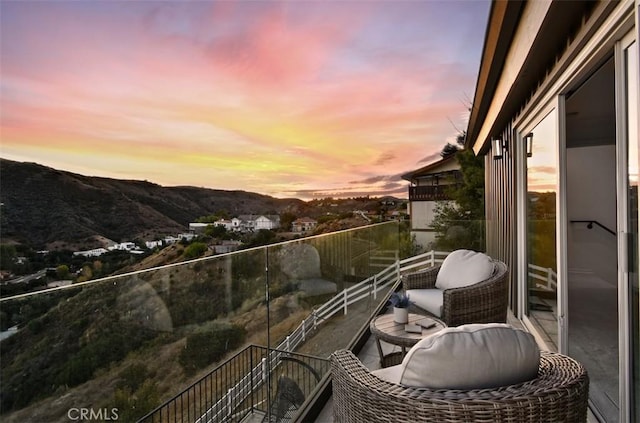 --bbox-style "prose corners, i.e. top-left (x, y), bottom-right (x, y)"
top-left (465, 1), bottom-right (525, 152)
